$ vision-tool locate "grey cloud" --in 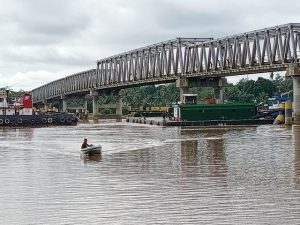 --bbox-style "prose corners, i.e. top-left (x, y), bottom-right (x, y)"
top-left (0, 0), bottom-right (300, 90)
top-left (1, 0), bottom-right (91, 46)
top-left (2, 46), bottom-right (93, 66)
